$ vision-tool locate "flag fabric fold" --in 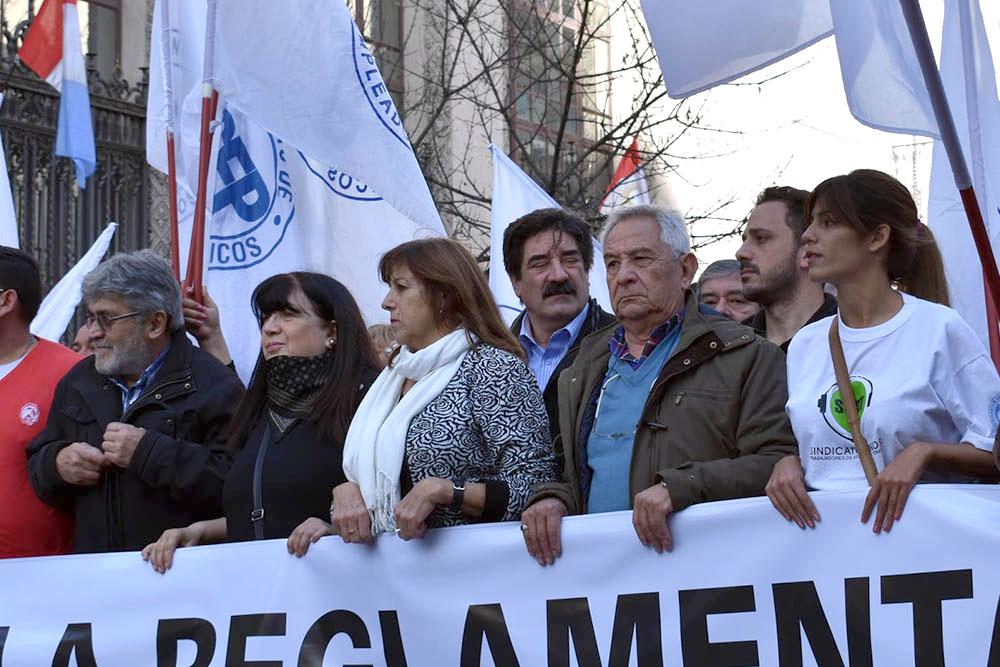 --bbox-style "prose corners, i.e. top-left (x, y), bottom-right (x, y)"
top-left (928, 0), bottom-right (1000, 353)
top-left (210, 0), bottom-right (442, 231)
top-left (19, 0), bottom-right (96, 188)
top-left (31, 222), bottom-right (117, 341)
top-left (599, 138), bottom-right (652, 215)
top-left (489, 145), bottom-right (611, 325)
